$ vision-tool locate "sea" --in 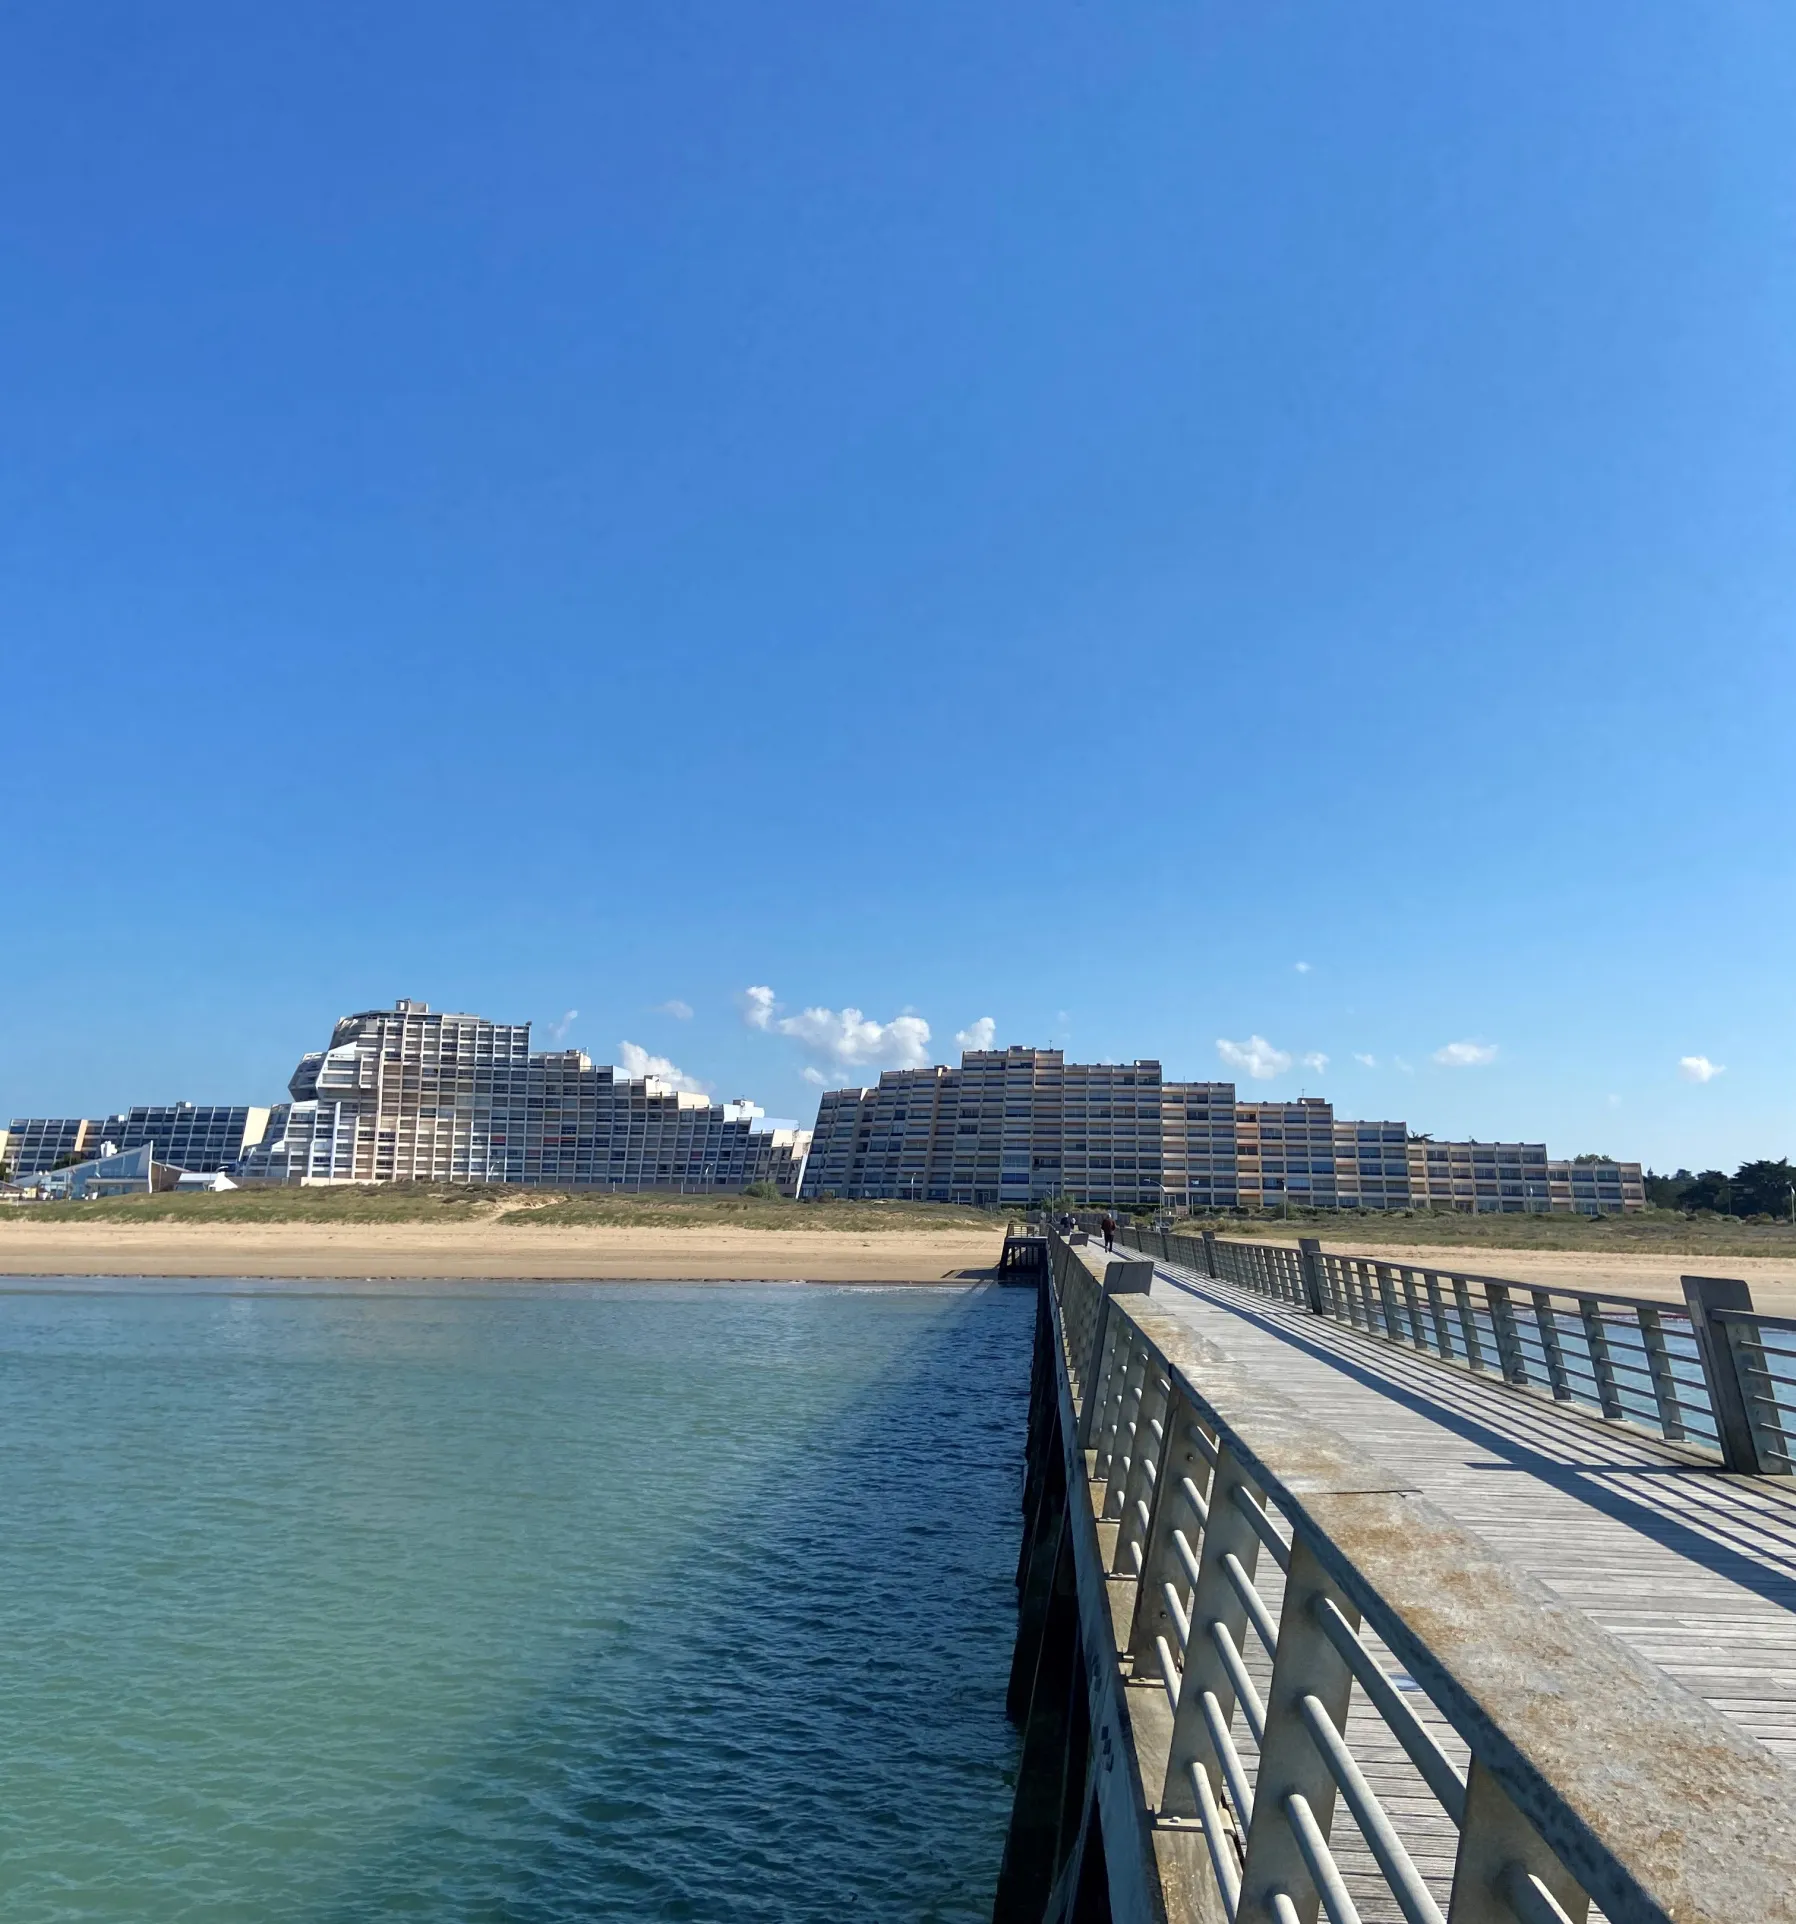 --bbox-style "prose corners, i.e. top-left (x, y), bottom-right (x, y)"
top-left (0, 1277), bottom-right (1034, 1922)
